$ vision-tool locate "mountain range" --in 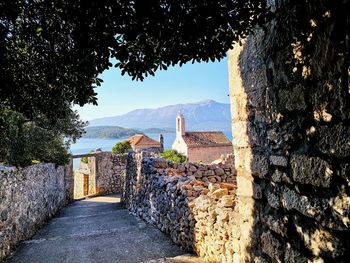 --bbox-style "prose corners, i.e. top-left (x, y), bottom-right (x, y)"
top-left (88, 100), bottom-right (231, 131)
